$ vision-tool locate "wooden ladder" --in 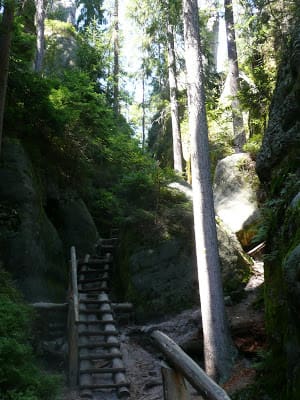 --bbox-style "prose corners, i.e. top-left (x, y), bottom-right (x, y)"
top-left (68, 235), bottom-right (130, 399)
